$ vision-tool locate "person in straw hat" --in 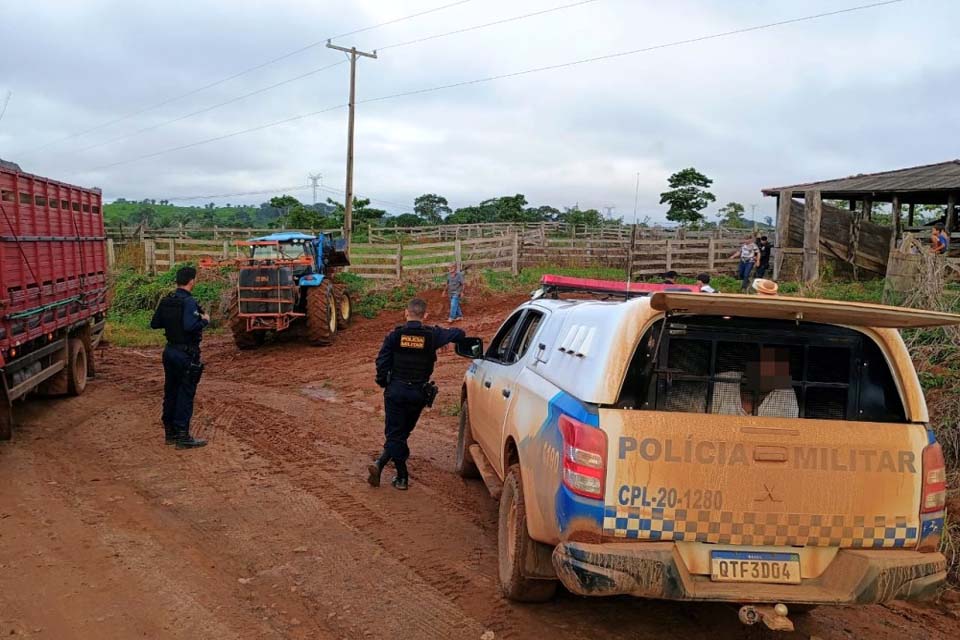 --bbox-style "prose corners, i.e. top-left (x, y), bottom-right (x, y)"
top-left (752, 278), bottom-right (779, 296)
